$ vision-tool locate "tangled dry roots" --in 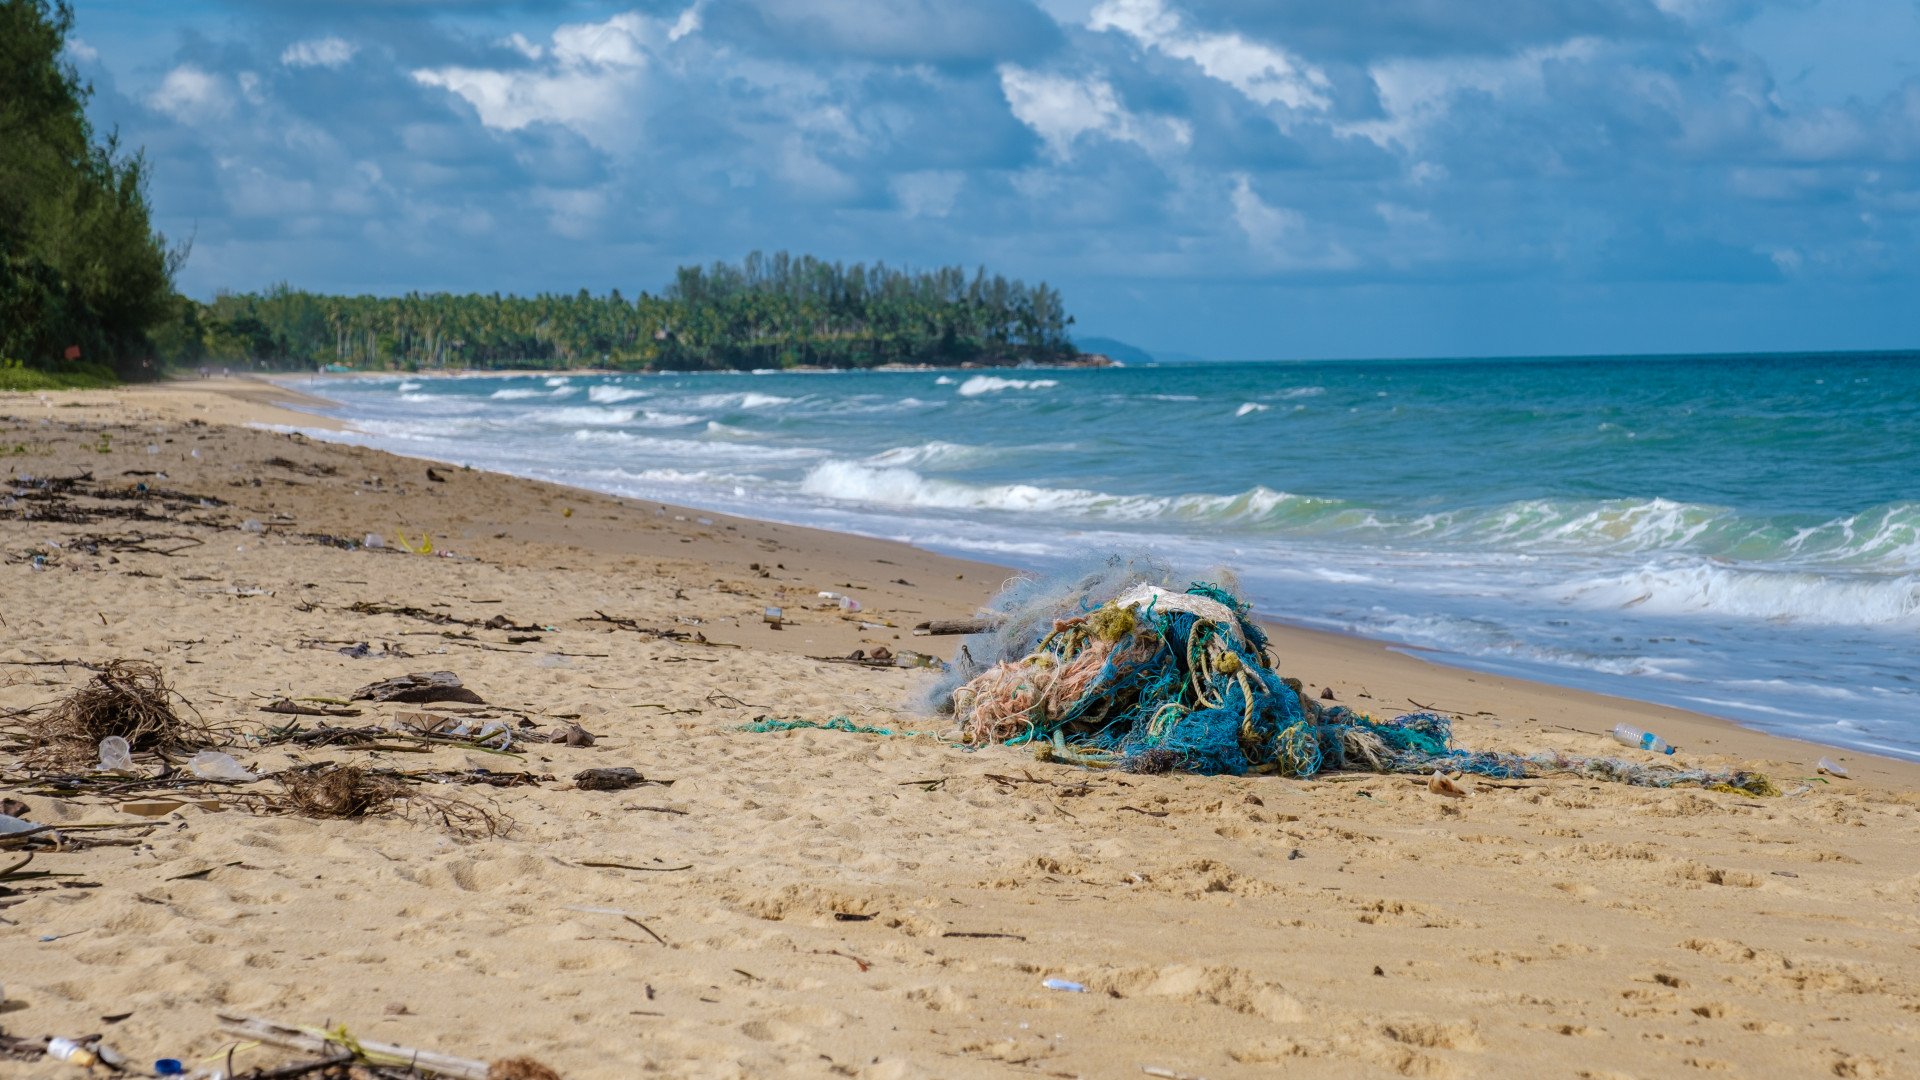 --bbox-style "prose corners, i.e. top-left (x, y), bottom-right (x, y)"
top-left (277, 764), bottom-right (504, 838)
top-left (23, 660), bottom-right (208, 769)
top-left (281, 765), bottom-right (400, 818)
